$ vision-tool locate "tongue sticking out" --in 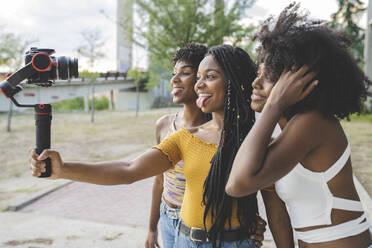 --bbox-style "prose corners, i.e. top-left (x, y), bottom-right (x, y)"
top-left (196, 96), bottom-right (210, 108)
